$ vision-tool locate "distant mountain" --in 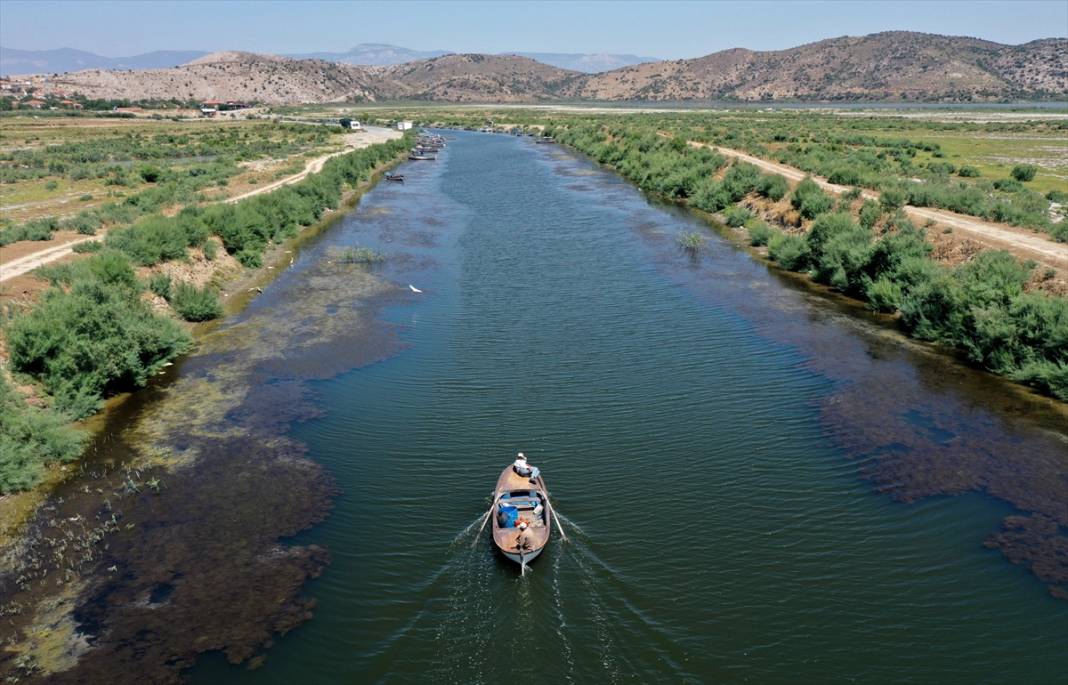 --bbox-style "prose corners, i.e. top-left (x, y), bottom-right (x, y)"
top-left (508, 52), bottom-right (656, 73)
top-left (18, 33), bottom-right (1068, 103)
top-left (288, 43), bottom-right (451, 66)
top-left (289, 43), bottom-right (657, 73)
top-left (0, 46), bottom-right (207, 75)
